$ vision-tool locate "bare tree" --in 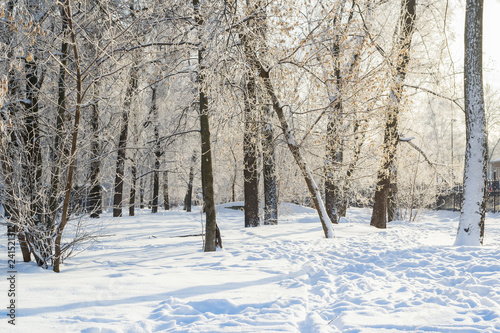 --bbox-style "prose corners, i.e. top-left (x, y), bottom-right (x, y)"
top-left (113, 65), bottom-right (138, 217)
top-left (237, 0), bottom-right (335, 237)
top-left (193, 0), bottom-right (220, 251)
top-left (370, 0), bottom-right (416, 229)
